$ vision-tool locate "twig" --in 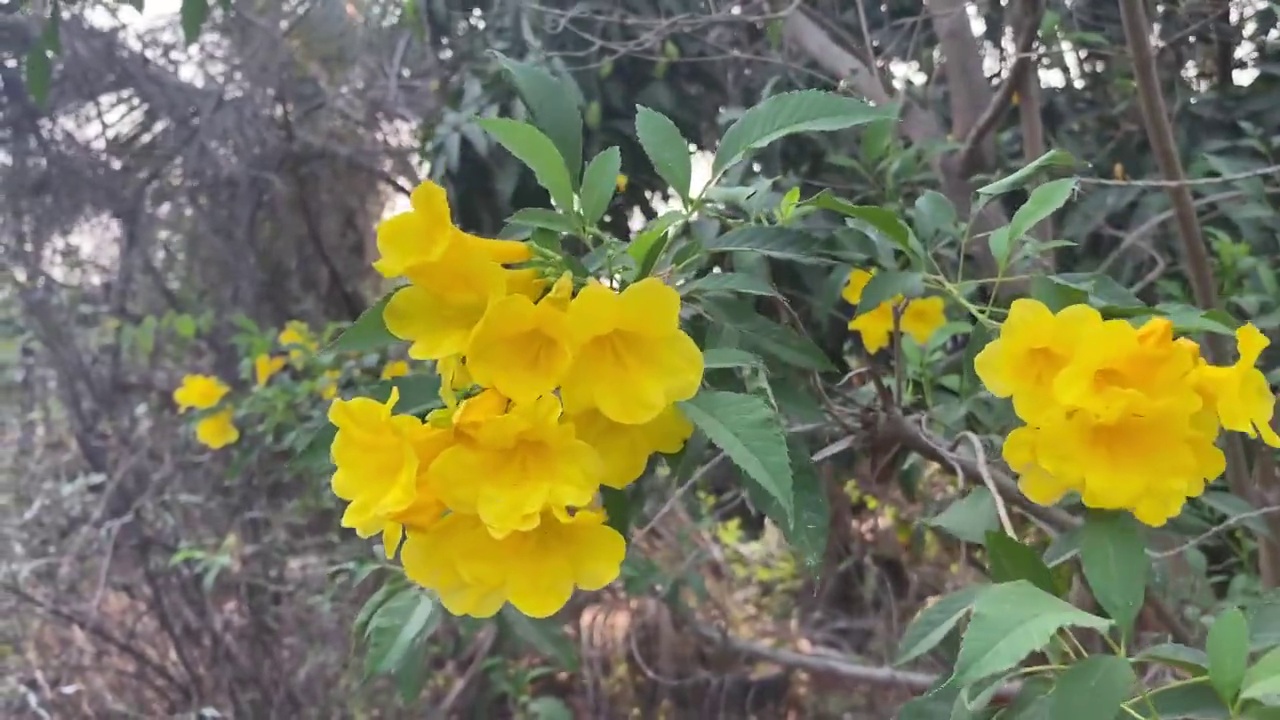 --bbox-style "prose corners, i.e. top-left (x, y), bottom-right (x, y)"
top-left (1149, 503), bottom-right (1280, 559)
top-left (956, 430), bottom-right (1016, 537)
top-left (1079, 163), bottom-right (1280, 188)
top-left (634, 452), bottom-right (727, 540)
